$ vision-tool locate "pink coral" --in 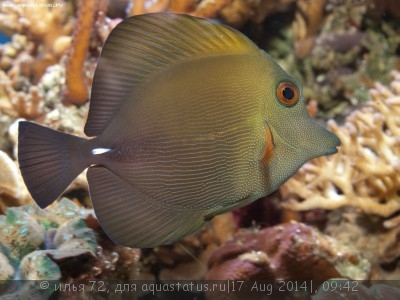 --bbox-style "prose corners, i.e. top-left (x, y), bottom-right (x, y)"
top-left (206, 221), bottom-right (370, 281)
